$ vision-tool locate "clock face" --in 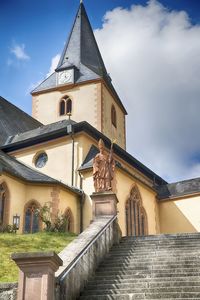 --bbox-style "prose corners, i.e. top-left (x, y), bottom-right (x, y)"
top-left (58, 70), bottom-right (74, 85)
